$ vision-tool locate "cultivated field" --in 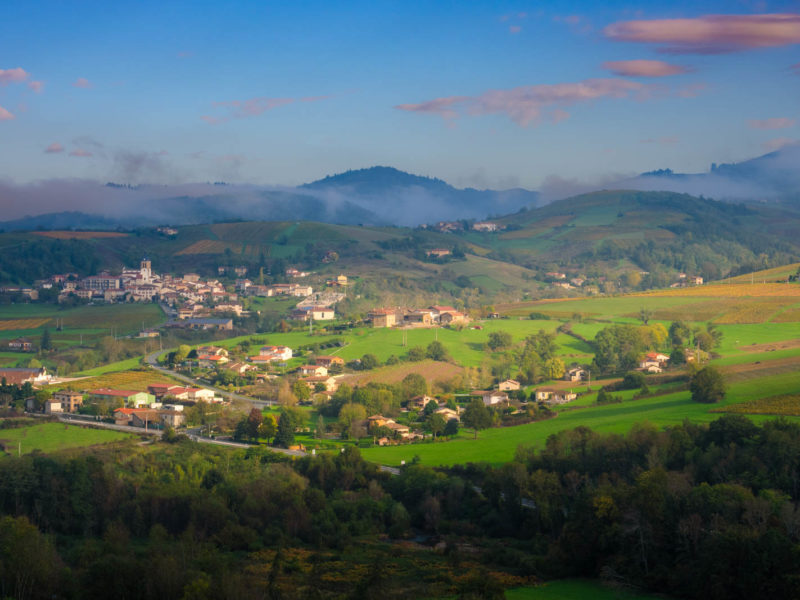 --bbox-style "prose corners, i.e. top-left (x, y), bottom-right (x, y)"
top-left (32, 231), bottom-right (129, 240)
